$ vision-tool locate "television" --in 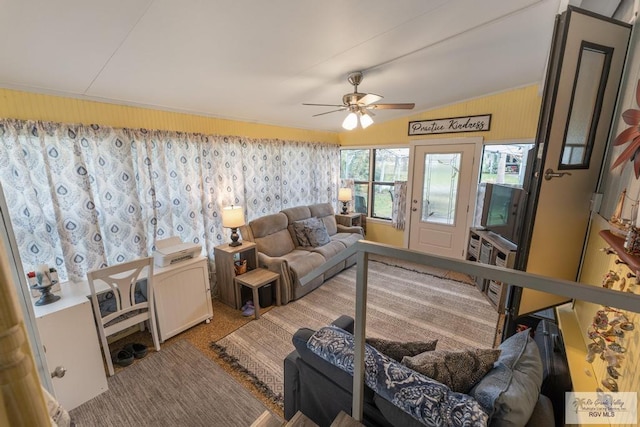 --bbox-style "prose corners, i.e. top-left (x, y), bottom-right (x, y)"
top-left (480, 183), bottom-right (527, 245)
